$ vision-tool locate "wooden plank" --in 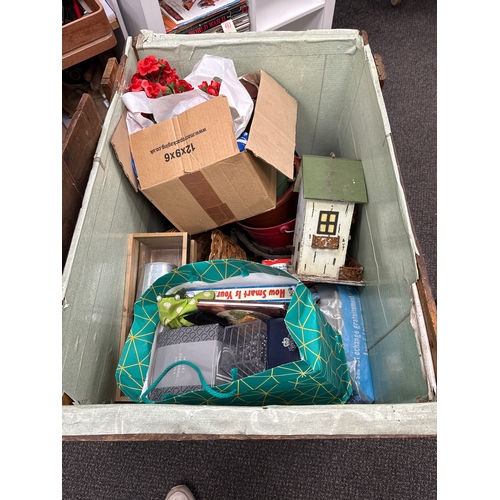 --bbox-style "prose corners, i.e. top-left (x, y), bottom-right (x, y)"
top-left (62, 402), bottom-right (437, 438)
top-left (62, 93), bottom-right (103, 269)
top-left (415, 253), bottom-right (437, 381)
top-left (62, 163), bottom-right (82, 270)
top-left (63, 433), bottom-right (436, 442)
top-left (101, 57), bottom-right (118, 102)
top-left (62, 393), bottom-right (75, 405)
top-left (112, 53), bottom-right (128, 99)
top-left (62, 93), bottom-right (102, 194)
top-left (373, 54), bottom-right (387, 89)
top-left (359, 32), bottom-right (386, 89)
